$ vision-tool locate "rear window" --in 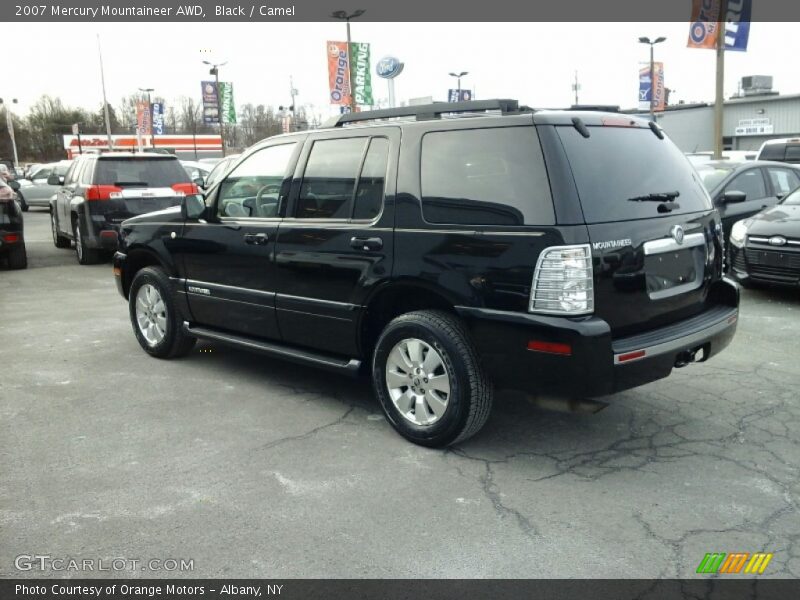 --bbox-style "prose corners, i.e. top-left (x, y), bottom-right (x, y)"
top-left (785, 145), bottom-right (800, 162)
top-left (557, 126), bottom-right (712, 223)
top-left (420, 127), bottom-right (554, 226)
top-left (95, 157), bottom-right (189, 187)
top-left (759, 143), bottom-right (785, 161)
